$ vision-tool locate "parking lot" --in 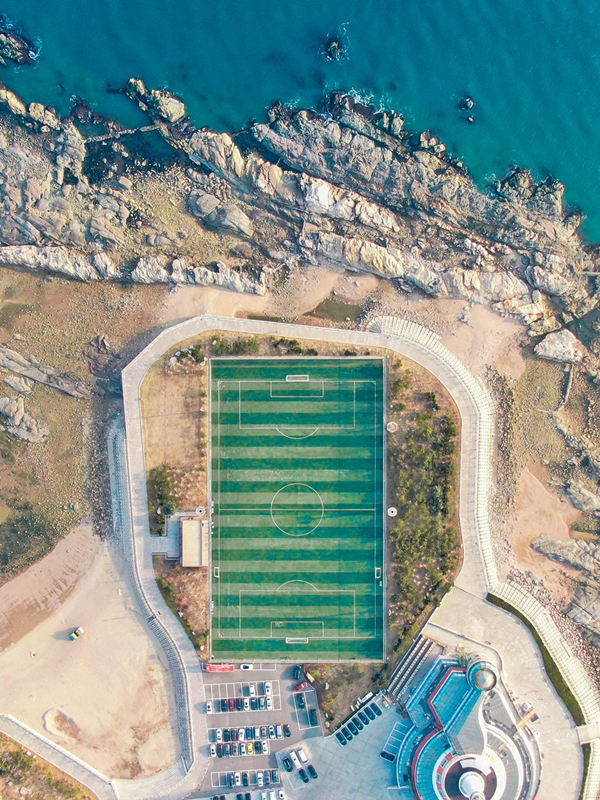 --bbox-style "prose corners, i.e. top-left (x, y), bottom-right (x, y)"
top-left (200, 663), bottom-right (322, 797)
